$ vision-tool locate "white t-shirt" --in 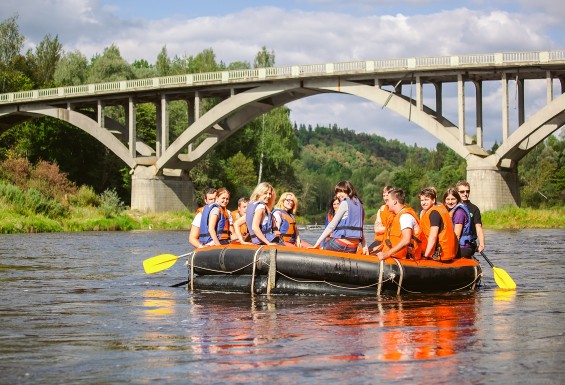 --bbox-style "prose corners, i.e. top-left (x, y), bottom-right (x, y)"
top-left (253, 203), bottom-right (271, 227)
top-left (192, 212), bottom-right (202, 227)
top-left (399, 212), bottom-right (420, 233)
